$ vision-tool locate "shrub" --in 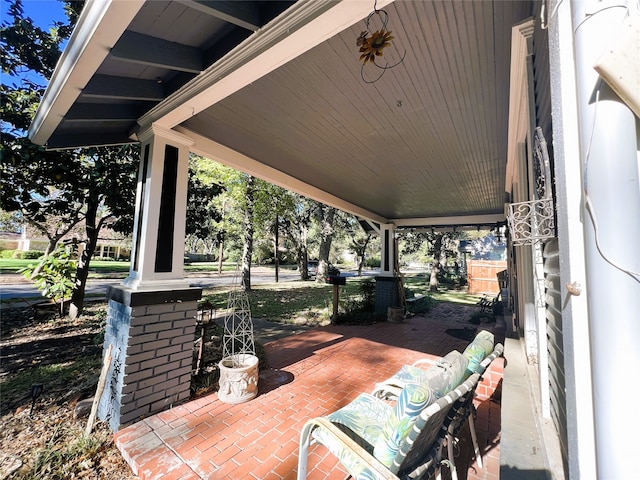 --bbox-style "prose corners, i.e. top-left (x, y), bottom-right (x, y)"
top-left (12, 250), bottom-right (45, 259)
top-left (469, 310), bottom-right (495, 325)
top-left (1, 249), bottom-right (16, 258)
top-left (18, 245), bottom-right (76, 318)
top-left (406, 294), bottom-right (438, 314)
top-left (365, 257), bottom-right (381, 268)
top-left (332, 279), bottom-right (381, 325)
